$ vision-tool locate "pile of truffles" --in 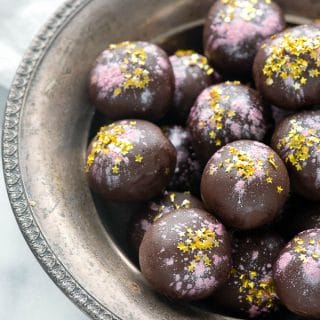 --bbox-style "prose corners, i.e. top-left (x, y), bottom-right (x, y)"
top-left (85, 0), bottom-right (320, 318)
